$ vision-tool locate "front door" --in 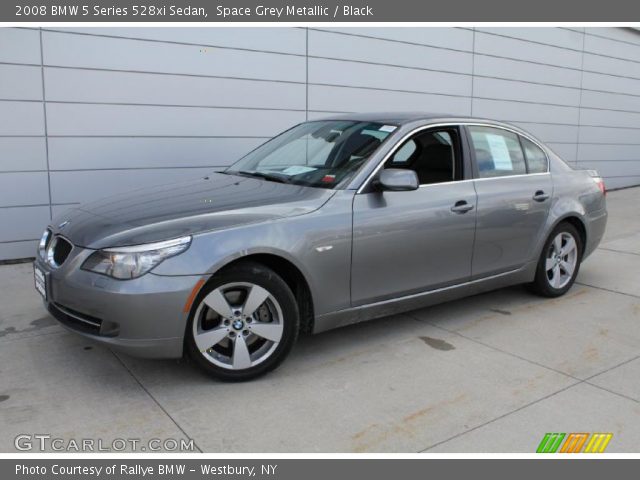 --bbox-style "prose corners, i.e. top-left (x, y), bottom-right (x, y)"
top-left (351, 127), bottom-right (477, 306)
